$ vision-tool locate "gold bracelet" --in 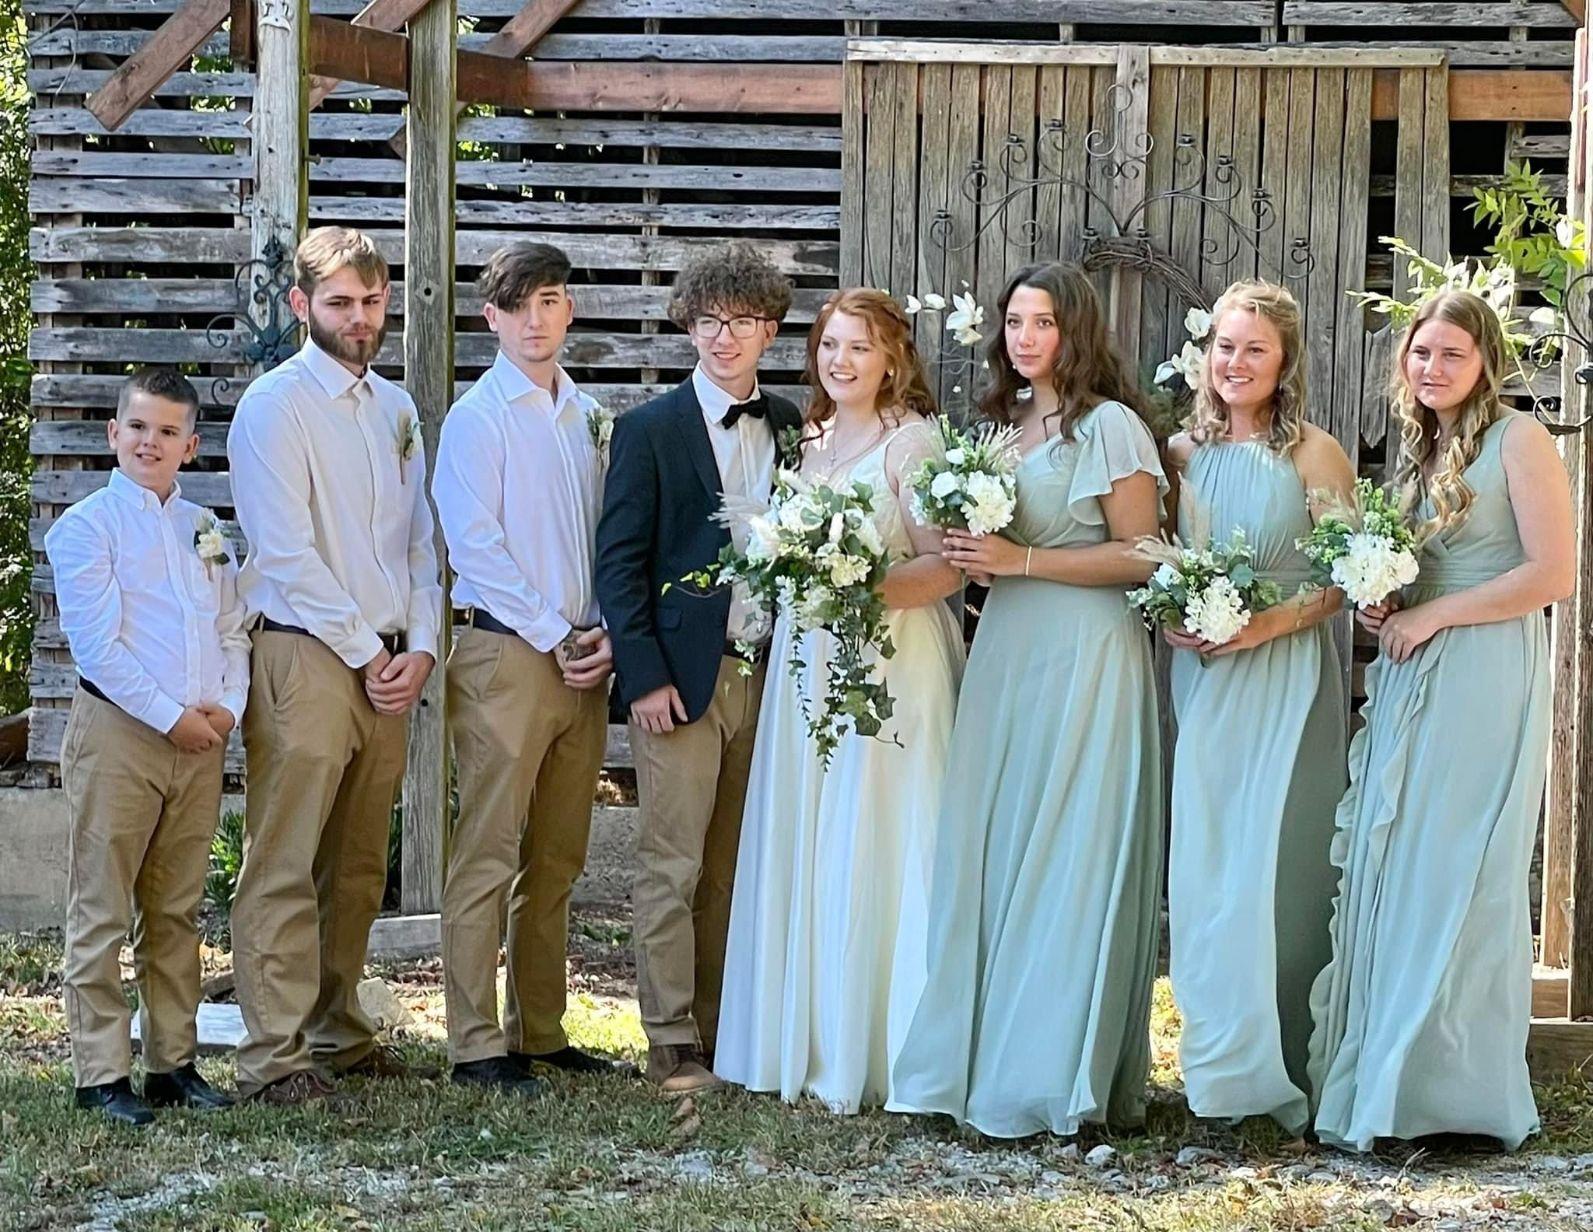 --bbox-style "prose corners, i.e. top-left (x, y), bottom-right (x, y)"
top-left (1024, 546), bottom-right (1034, 577)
